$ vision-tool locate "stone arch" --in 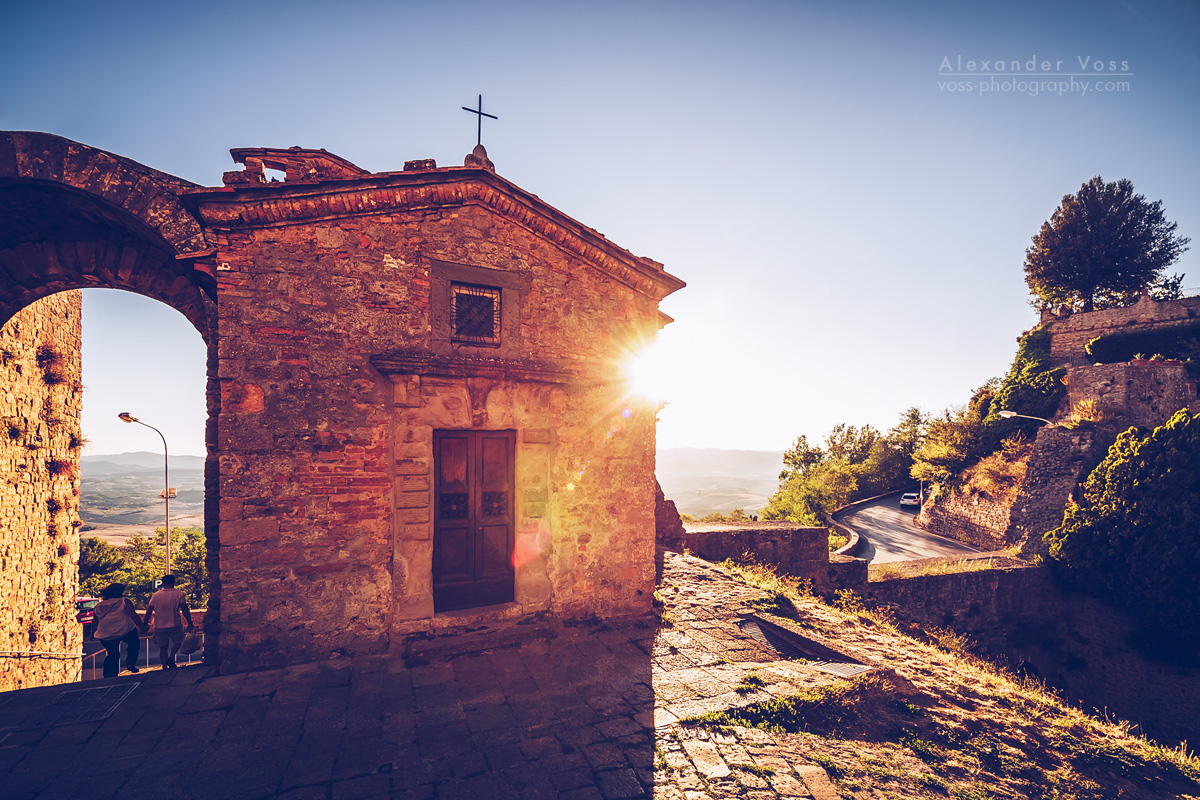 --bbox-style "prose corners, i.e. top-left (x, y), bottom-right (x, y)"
top-left (0, 131), bottom-right (214, 339)
top-left (0, 131), bottom-right (223, 664)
